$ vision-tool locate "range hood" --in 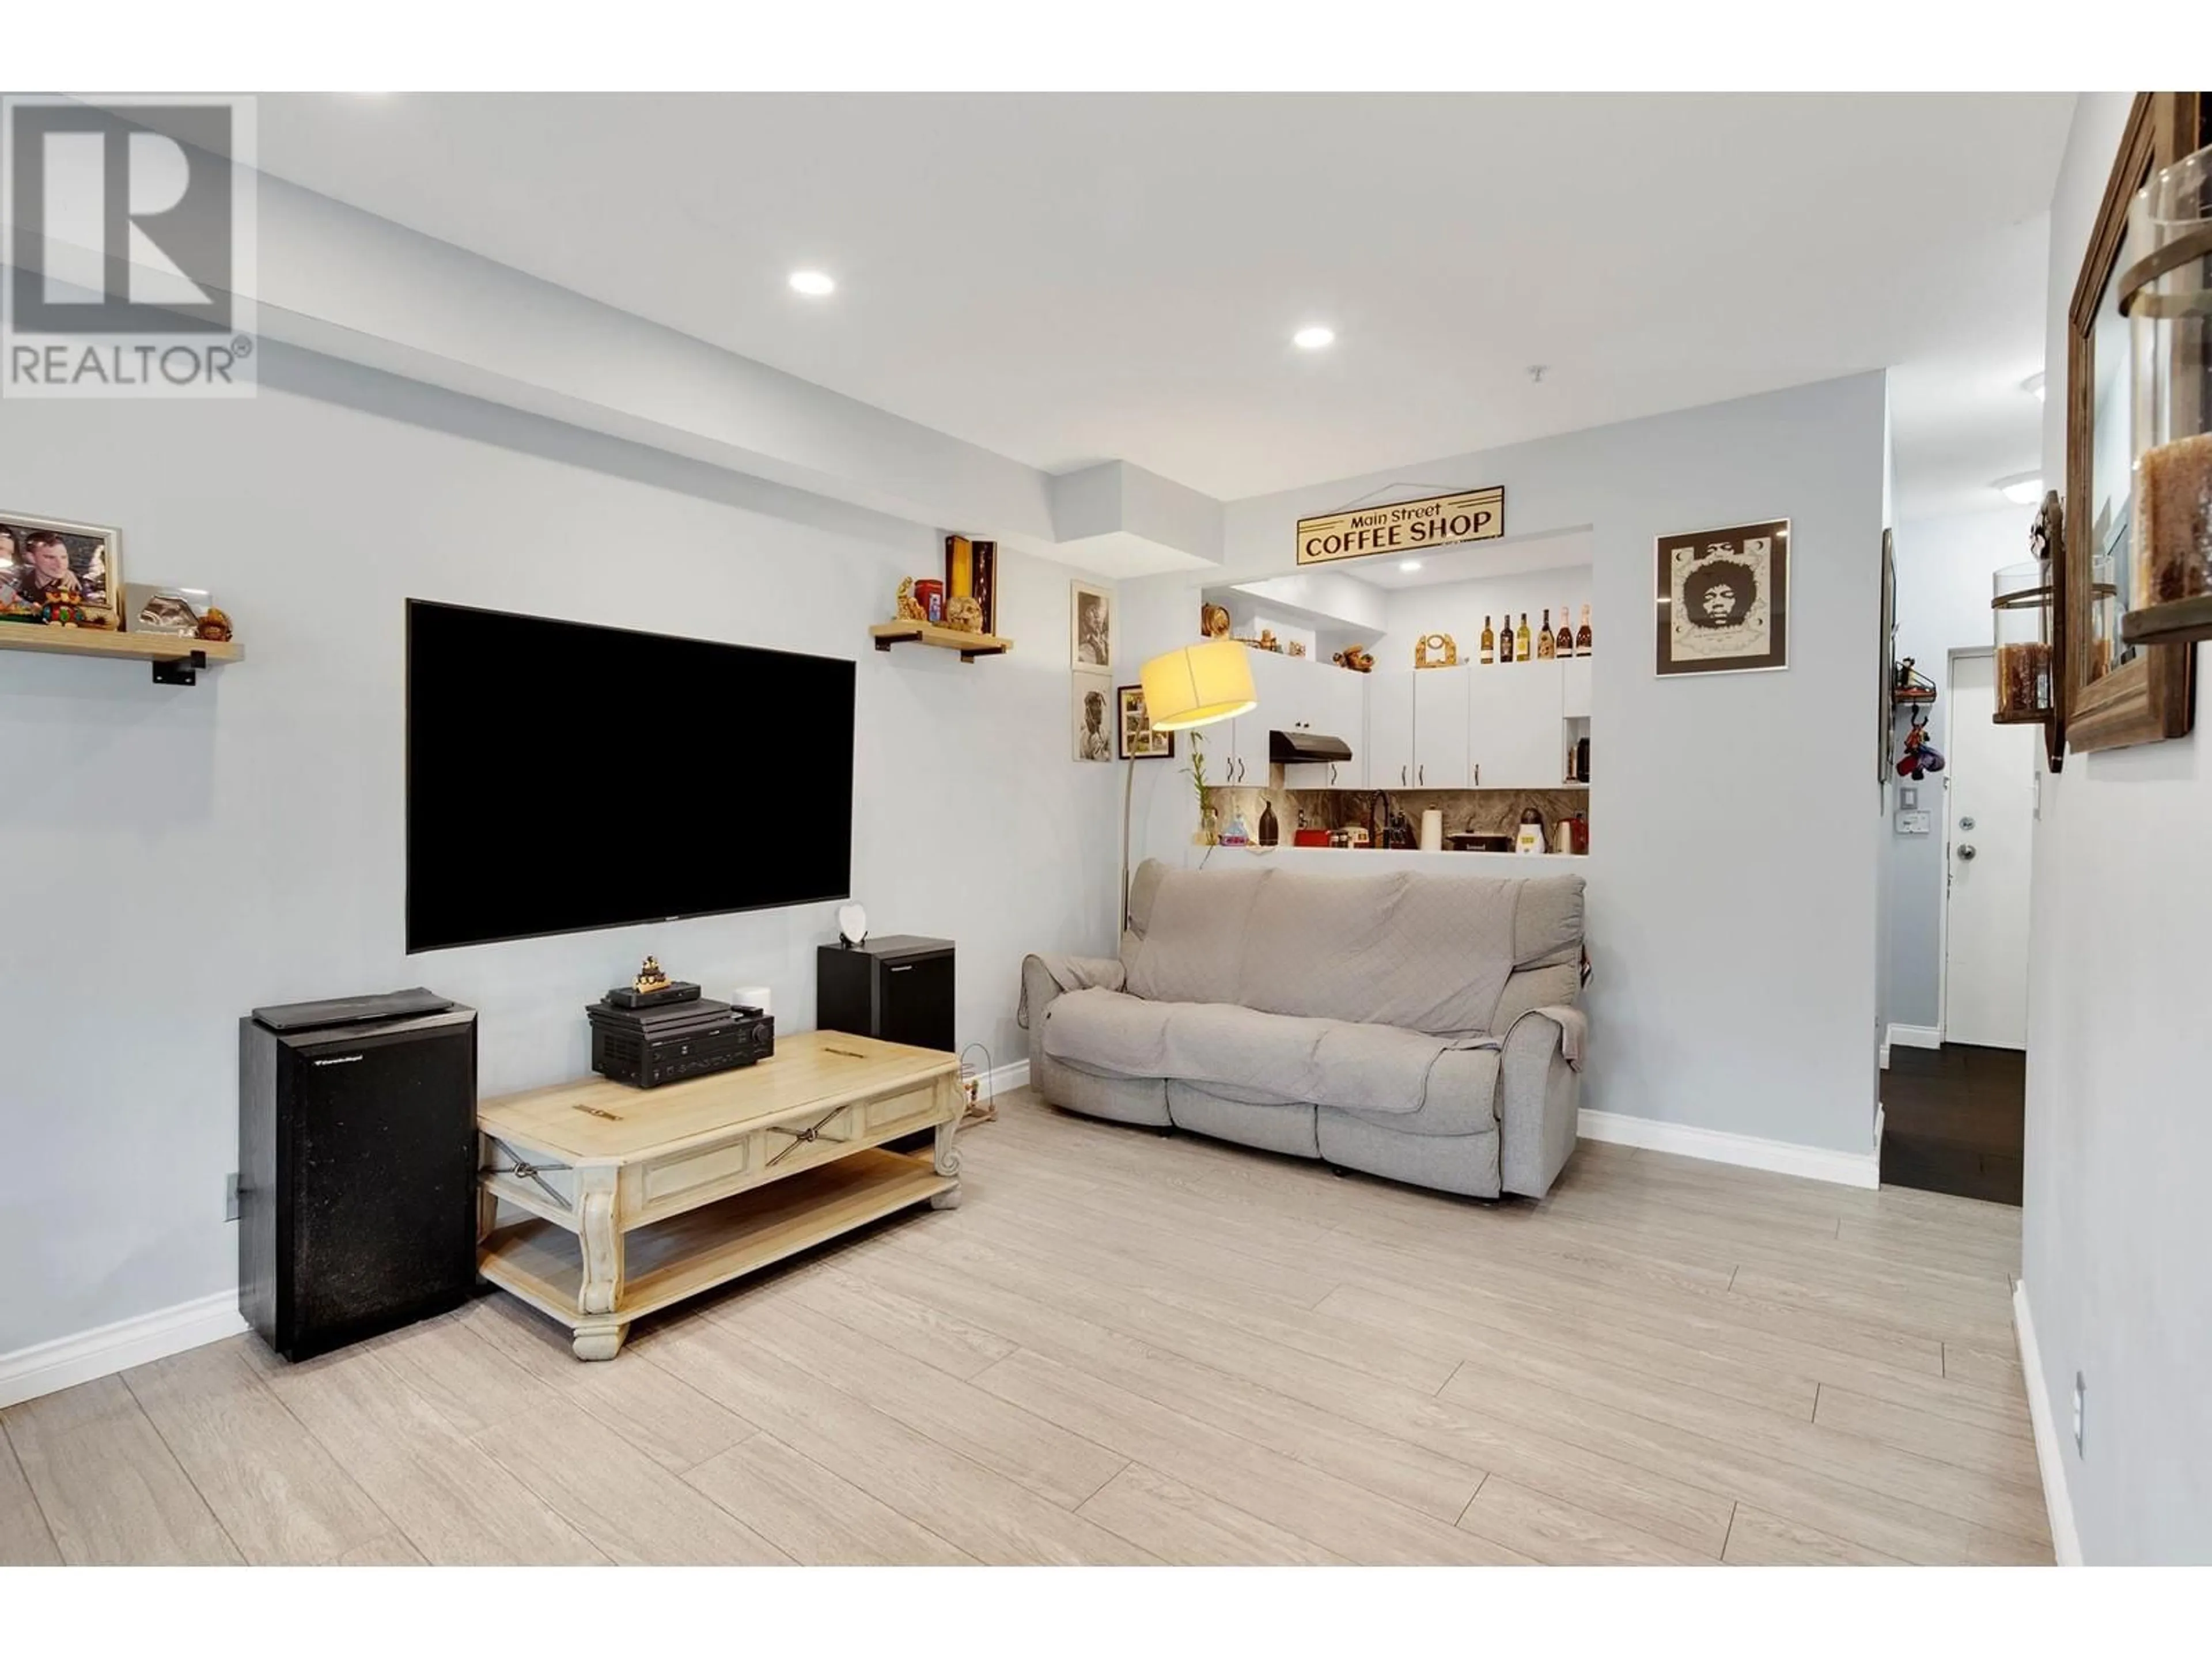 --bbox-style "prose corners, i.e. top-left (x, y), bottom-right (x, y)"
top-left (1269, 729), bottom-right (1354, 764)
